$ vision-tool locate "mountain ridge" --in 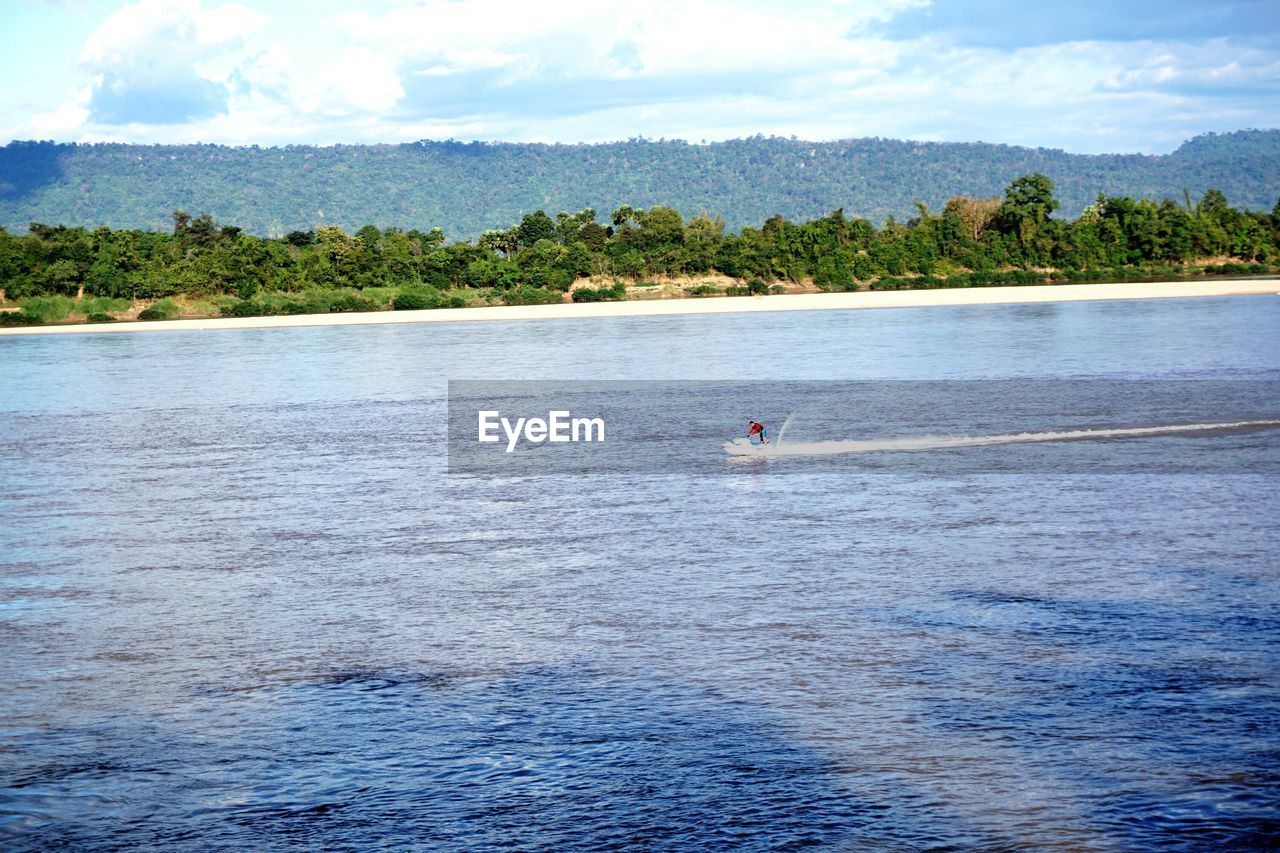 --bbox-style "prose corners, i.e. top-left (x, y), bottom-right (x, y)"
top-left (1, 129), bottom-right (1277, 239)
